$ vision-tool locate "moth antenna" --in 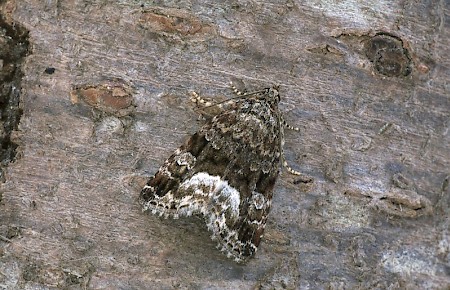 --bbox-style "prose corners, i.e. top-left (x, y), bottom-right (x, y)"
top-left (230, 81), bottom-right (267, 97)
